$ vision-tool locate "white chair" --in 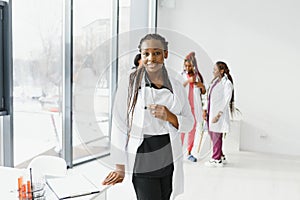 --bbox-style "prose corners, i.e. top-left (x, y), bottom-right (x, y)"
top-left (27, 155), bottom-right (67, 181)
